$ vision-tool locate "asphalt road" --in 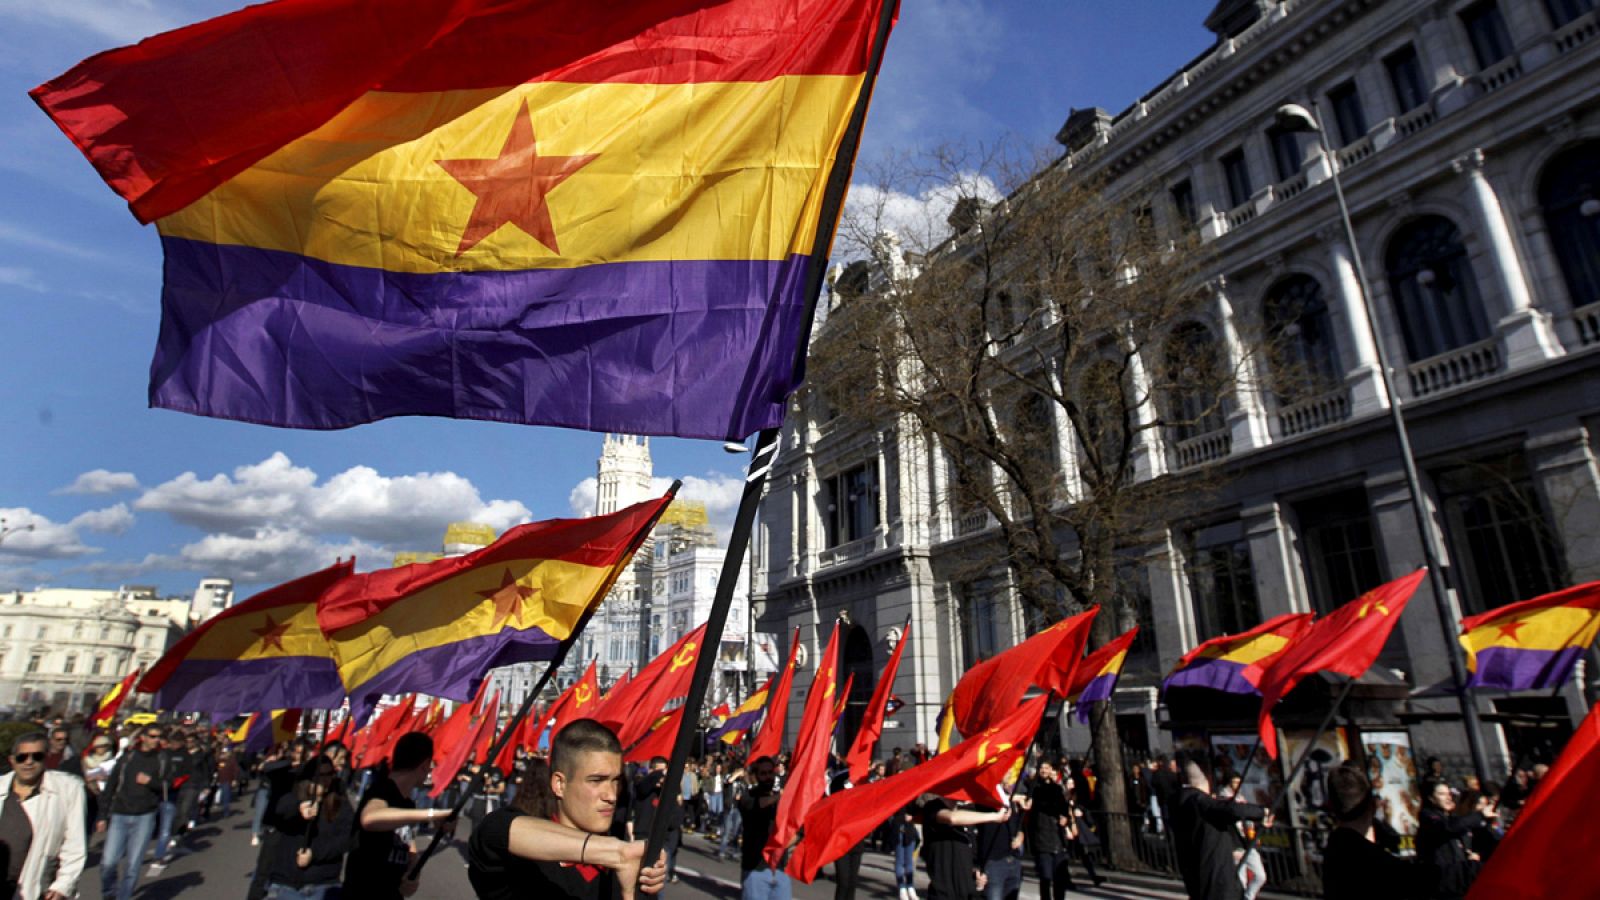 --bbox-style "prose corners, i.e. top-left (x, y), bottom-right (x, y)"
top-left (79, 805), bottom-right (1191, 899)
